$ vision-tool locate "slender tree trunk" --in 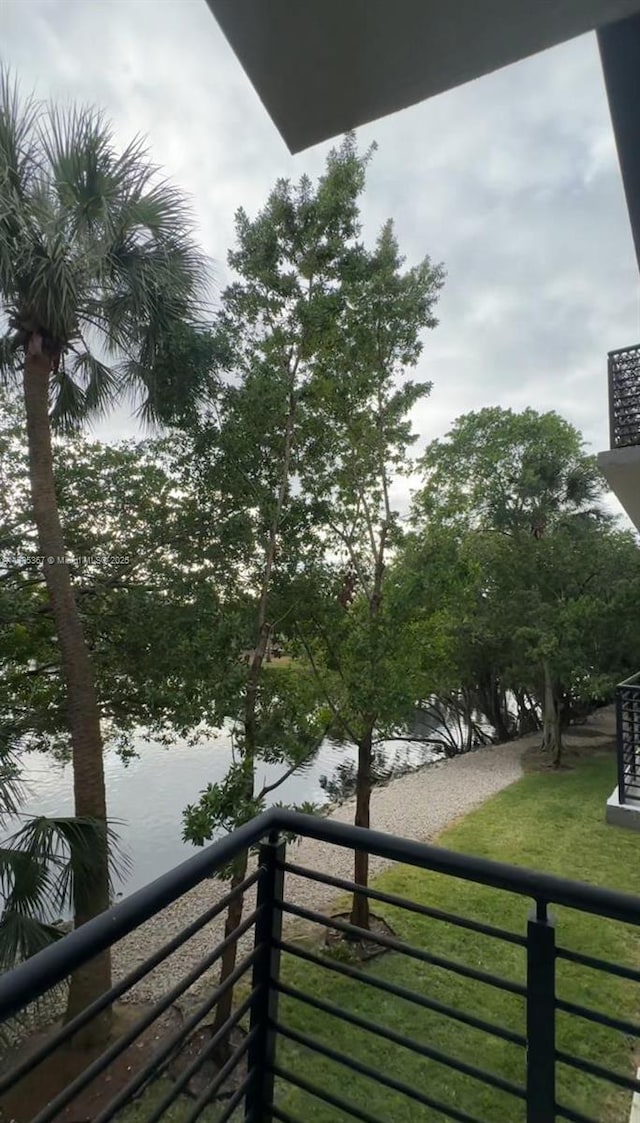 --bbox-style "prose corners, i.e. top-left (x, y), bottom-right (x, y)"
top-left (210, 854), bottom-right (248, 1052)
top-left (348, 519), bottom-right (386, 934)
top-left (525, 691), bottom-right (541, 724)
top-left (540, 659), bottom-right (563, 766)
top-left (350, 728), bottom-right (372, 931)
top-left (541, 661), bottom-right (554, 752)
top-left (23, 347), bottom-right (111, 1041)
top-left (212, 378), bottom-right (298, 1041)
top-left (464, 689), bottom-right (474, 753)
top-left (493, 676), bottom-right (514, 742)
top-left (478, 672), bottom-right (512, 743)
top-left (552, 696), bottom-right (564, 768)
top-left (516, 689), bottom-right (541, 735)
